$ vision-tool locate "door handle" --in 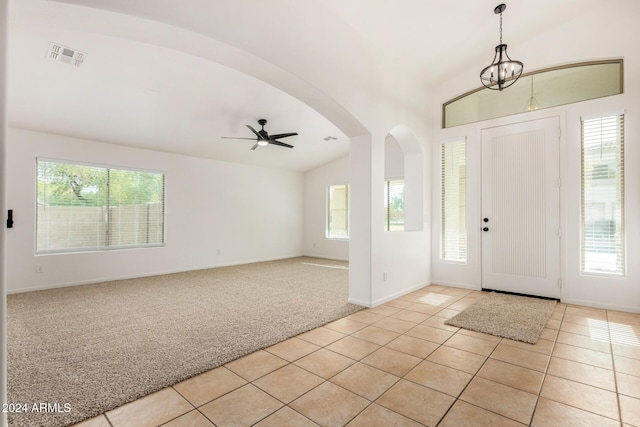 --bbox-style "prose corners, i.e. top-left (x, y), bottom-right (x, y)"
top-left (483, 227), bottom-right (489, 232)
